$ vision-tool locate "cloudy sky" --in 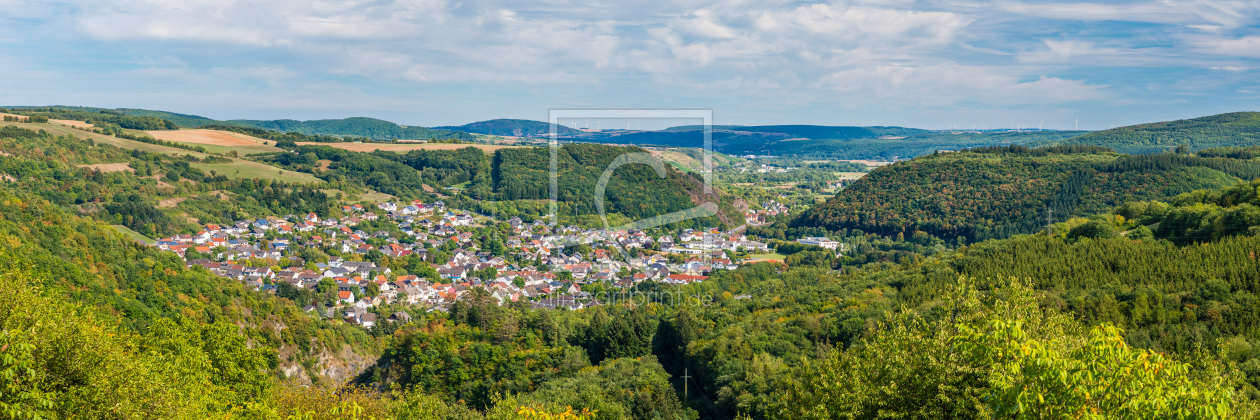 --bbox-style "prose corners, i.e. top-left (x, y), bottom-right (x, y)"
top-left (2, 0), bottom-right (1259, 129)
